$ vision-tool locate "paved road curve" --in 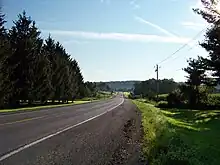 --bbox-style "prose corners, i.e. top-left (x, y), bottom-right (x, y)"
top-left (0, 94), bottom-right (142, 165)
